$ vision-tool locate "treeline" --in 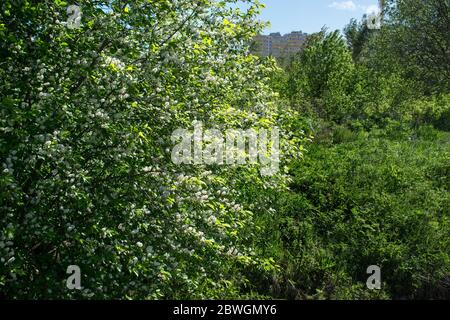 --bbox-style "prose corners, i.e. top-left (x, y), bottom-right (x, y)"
top-left (276, 0), bottom-right (449, 130)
